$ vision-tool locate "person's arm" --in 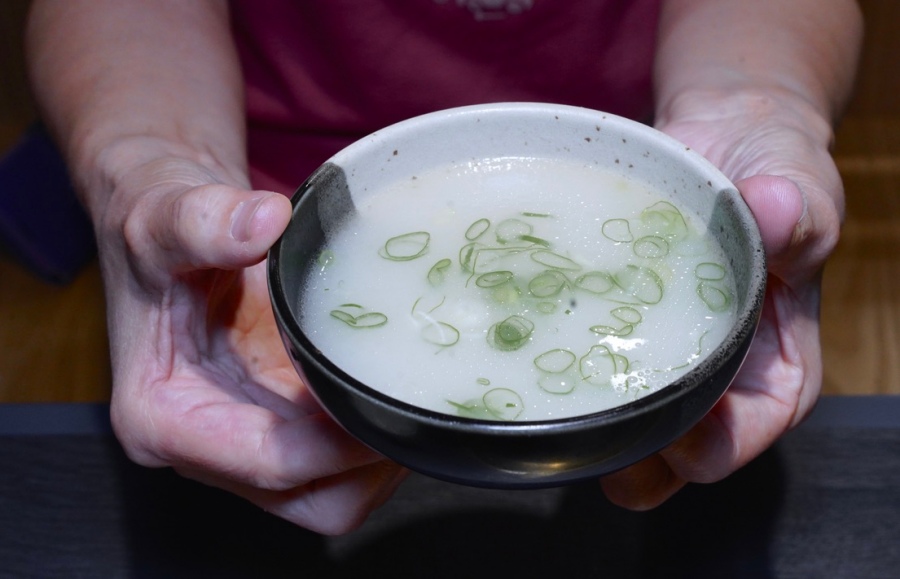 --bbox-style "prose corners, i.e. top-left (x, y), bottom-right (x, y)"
top-left (27, 0), bottom-right (404, 534)
top-left (600, 0), bottom-right (863, 508)
top-left (28, 0), bottom-right (249, 199)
